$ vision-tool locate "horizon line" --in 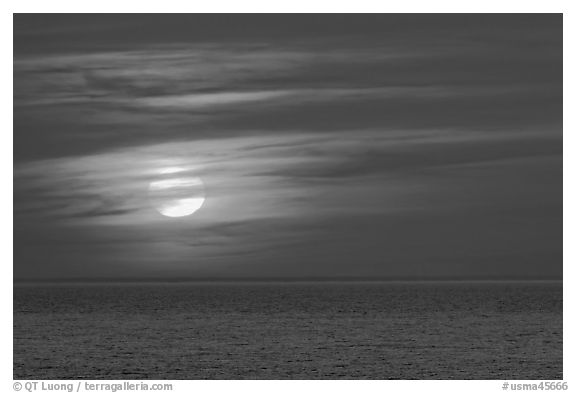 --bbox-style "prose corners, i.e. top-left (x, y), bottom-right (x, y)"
top-left (13, 276), bottom-right (563, 286)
